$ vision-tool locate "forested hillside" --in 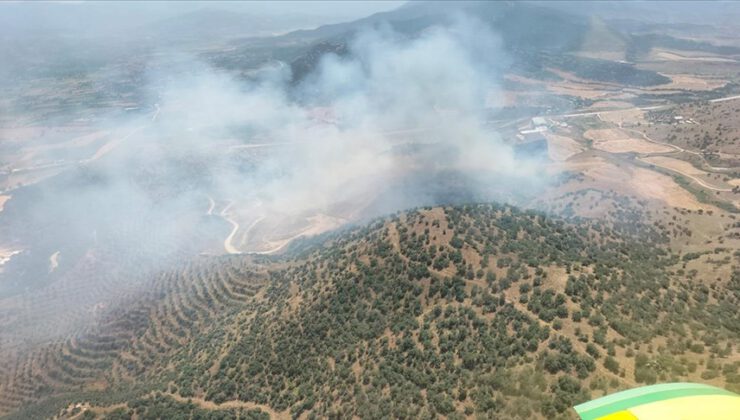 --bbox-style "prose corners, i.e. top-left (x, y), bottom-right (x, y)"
top-left (3, 204), bottom-right (739, 419)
